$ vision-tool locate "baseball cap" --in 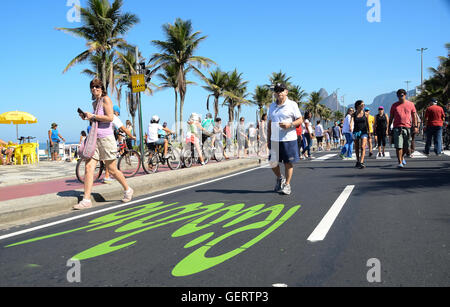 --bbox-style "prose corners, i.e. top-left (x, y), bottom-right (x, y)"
top-left (430, 98), bottom-right (438, 104)
top-left (113, 105), bottom-right (120, 115)
top-left (273, 83), bottom-right (288, 93)
top-left (364, 107), bottom-right (370, 112)
top-left (378, 106), bottom-right (384, 110)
